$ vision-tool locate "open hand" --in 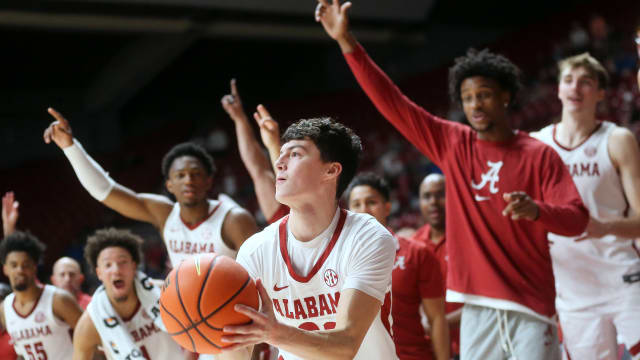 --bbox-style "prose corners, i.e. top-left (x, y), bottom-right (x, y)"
top-left (2, 192), bottom-right (19, 236)
top-left (43, 108), bottom-right (74, 148)
top-left (315, 0), bottom-right (352, 41)
top-left (502, 192), bottom-right (539, 221)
